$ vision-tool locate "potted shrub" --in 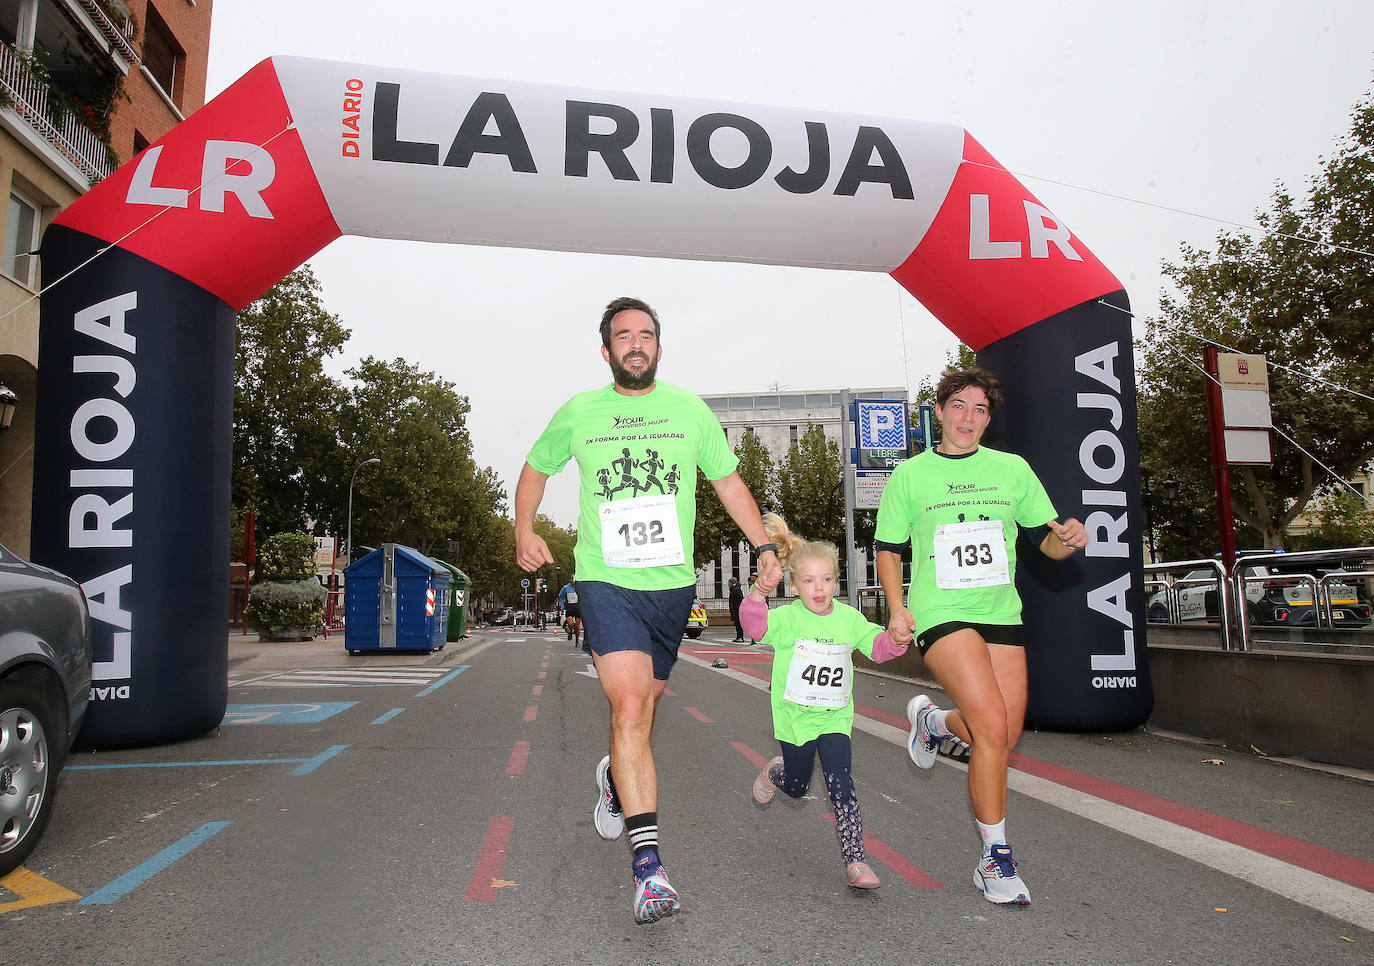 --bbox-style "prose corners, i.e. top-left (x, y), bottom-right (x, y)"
top-left (246, 531), bottom-right (326, 641)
